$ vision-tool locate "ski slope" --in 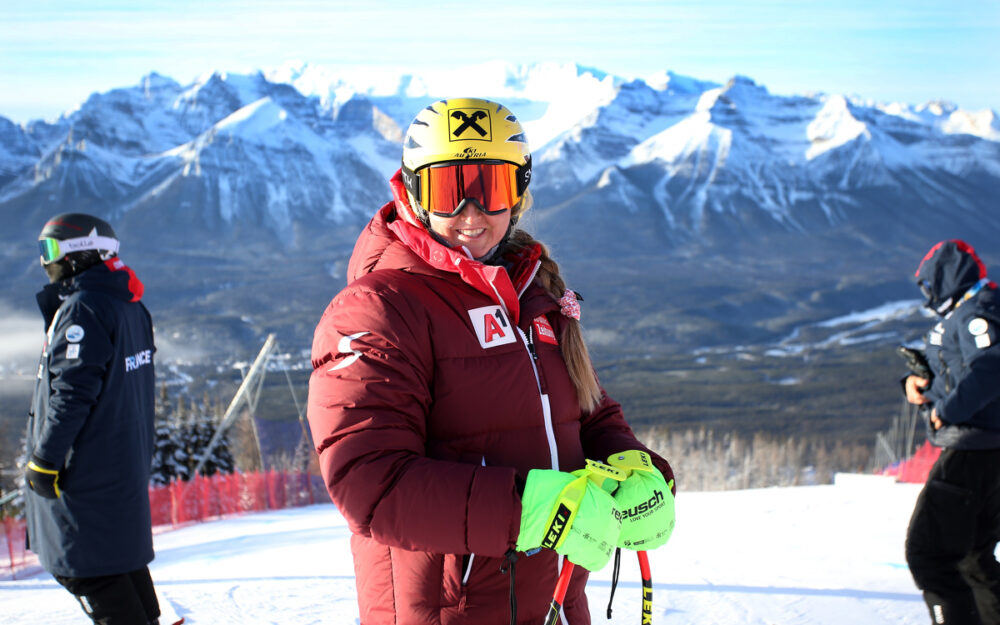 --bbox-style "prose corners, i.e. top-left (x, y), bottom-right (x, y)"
top-left (1, 476), bottom-right (930, 624)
